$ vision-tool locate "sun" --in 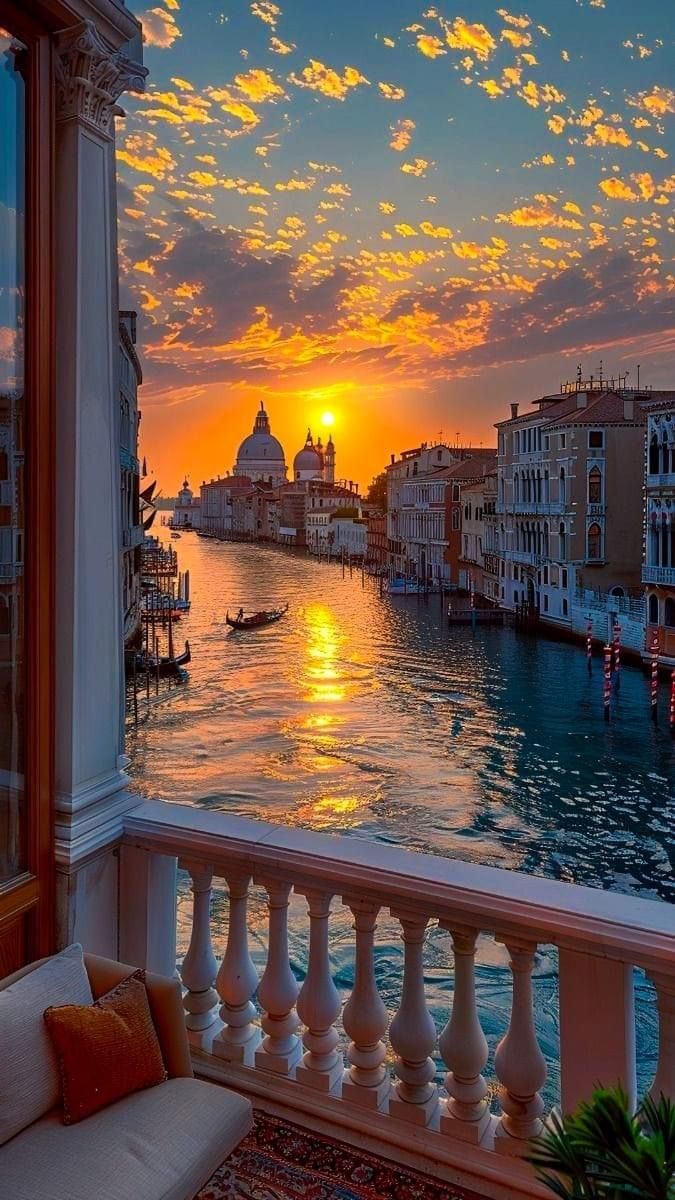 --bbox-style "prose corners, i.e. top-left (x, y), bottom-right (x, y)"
top-left (320, 411), bottom-right (335, 428)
